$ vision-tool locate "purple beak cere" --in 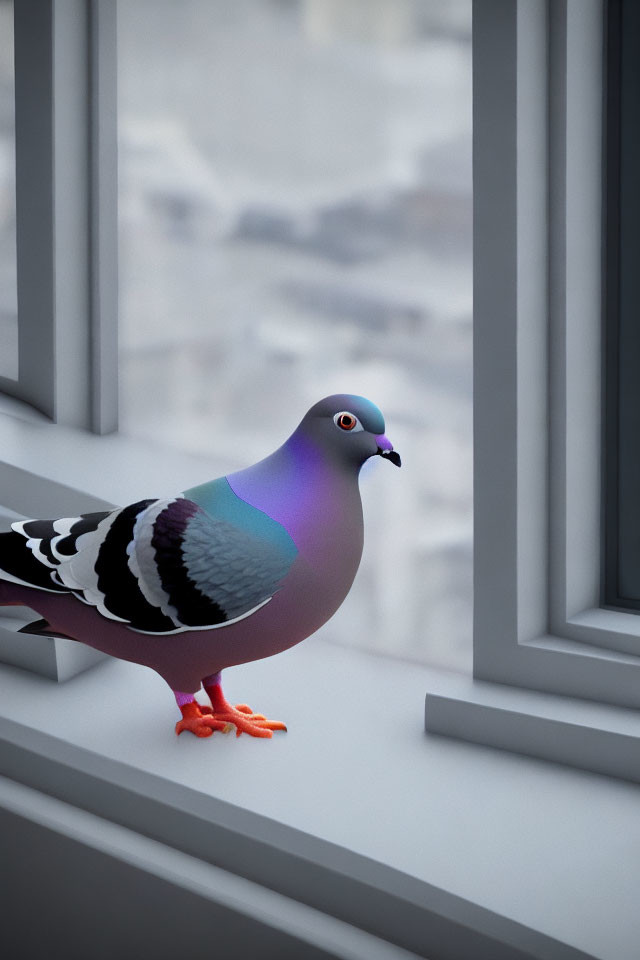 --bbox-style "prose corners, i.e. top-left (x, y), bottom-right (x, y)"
top-left (375, 433), bottom-right (401, 467)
